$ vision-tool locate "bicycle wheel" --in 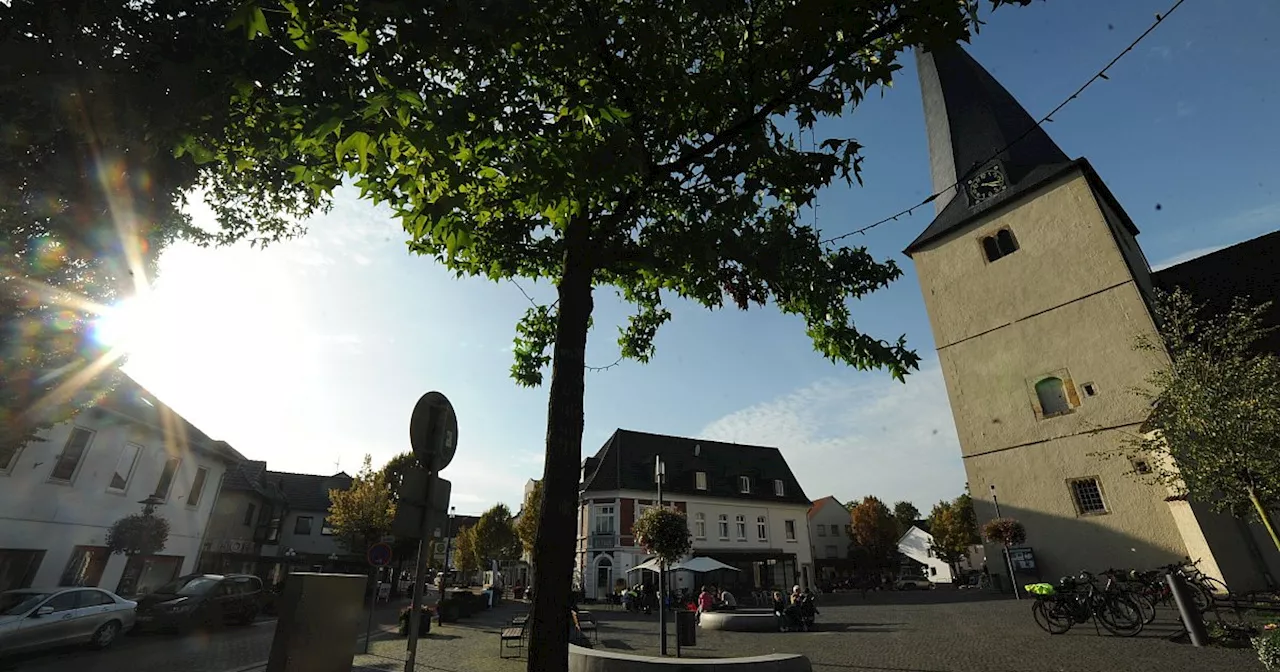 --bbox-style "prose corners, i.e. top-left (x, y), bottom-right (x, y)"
top-left (1095, 594), bottom-right (1144, 637)
top-left (1032, 599), bottom-right (1073, 634)
top-left (1124, 589), bottom-right (1157, 625)
top-left (1198, 576), bottom-right (1229, 599)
